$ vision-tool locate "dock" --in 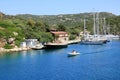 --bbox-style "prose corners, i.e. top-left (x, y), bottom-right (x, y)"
top-left (67, 39), bottom-right (81, 44)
